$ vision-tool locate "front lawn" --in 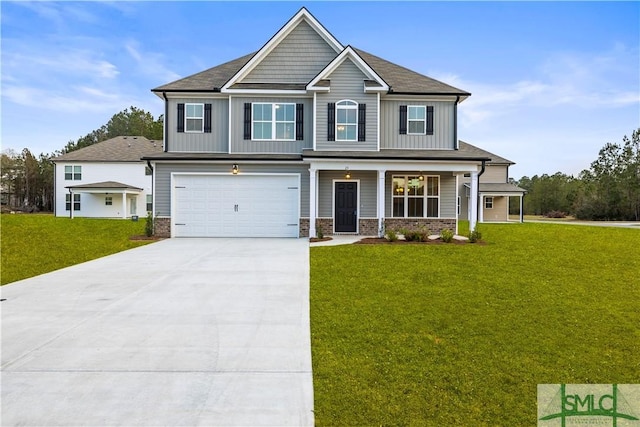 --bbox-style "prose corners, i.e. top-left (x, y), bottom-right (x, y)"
top-left (1, 214), bottom-right (153, 285)
top-left (310, 222), bottom-right (640, 425)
